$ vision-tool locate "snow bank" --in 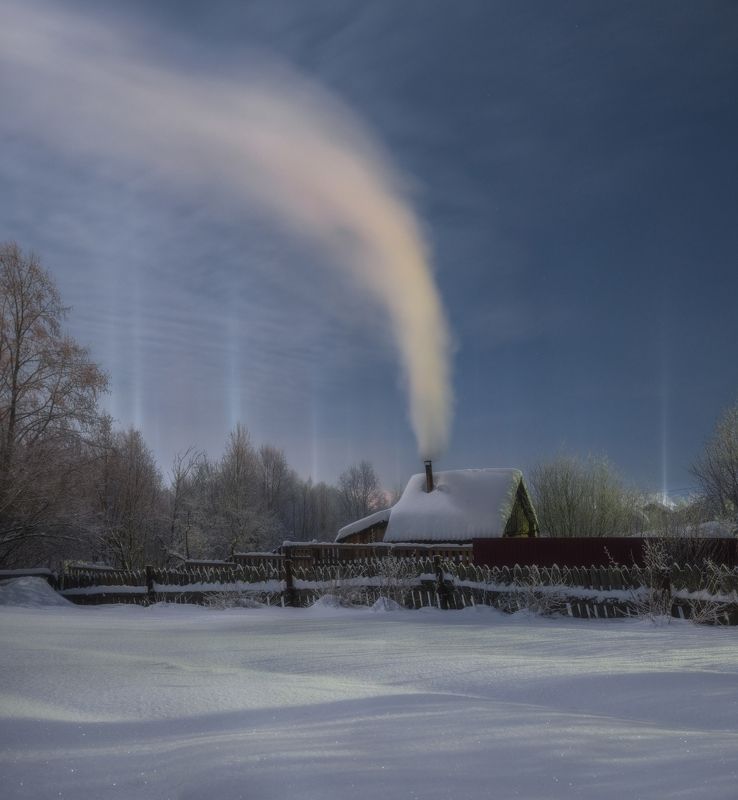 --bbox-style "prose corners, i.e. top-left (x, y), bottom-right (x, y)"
top-left (0, 576), bottom-right (72, 608)
top-left (385, 468), bottom-right (521, 542)
top-left (371, 596), bottom-right (403, 612)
